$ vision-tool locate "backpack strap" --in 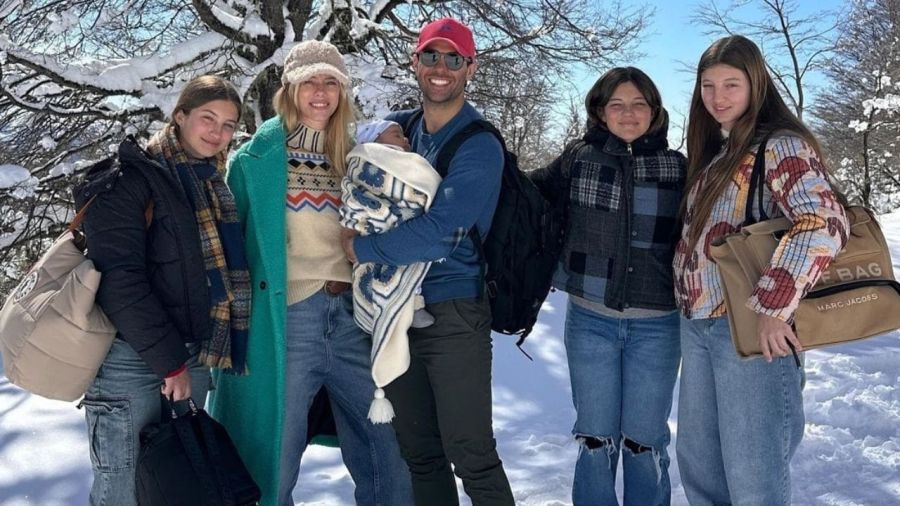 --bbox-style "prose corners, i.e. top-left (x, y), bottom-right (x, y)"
top-left (68, 195), bottom-right (99, 232)
top-left (194, 409), bottom-right (236, 506)
top-left (744, 133), bottom-right (773, 226)
top-left (432, 119), bottom-right (509, 297)
top-left (164, 397), bottom-right (225, 505)
top-left (434, 120), bottom-right (506, 178)
top-left (402, 108), bottom-right (425, 138)
top-left (432, 121), bottom-right (509, 239)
